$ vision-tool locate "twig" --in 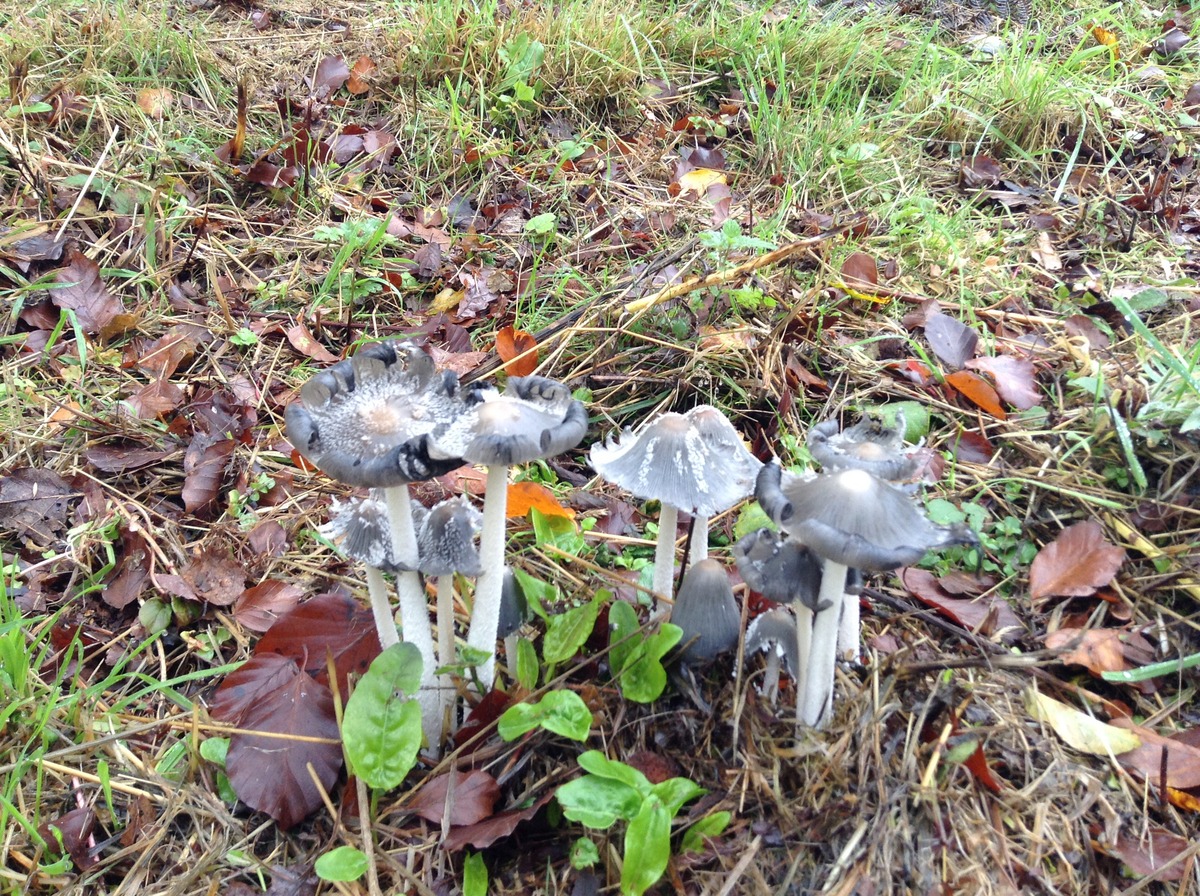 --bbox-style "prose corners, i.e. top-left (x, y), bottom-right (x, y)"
top-left (715, 834), bottom-right (761, 896)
